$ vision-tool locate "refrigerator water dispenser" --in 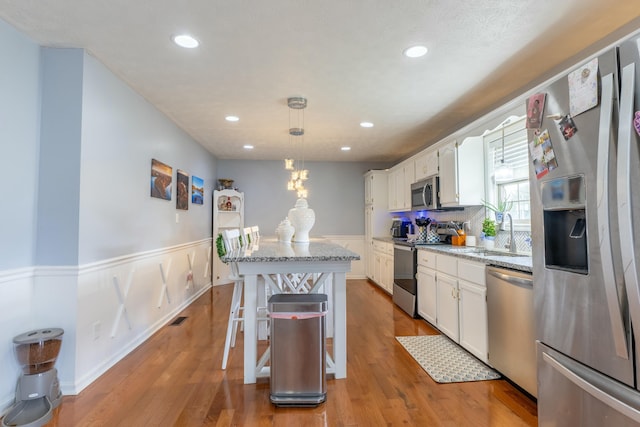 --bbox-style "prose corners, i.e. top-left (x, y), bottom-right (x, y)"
top-left (541, 175), bottom-right (588, 274)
